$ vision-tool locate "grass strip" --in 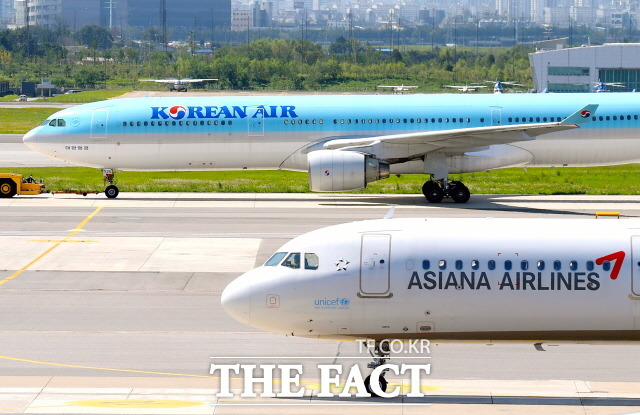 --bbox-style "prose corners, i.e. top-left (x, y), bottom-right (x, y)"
top-left (39, 90), bottom-right (129, 103)
top-left (1, 165), bottom-right (639, 195)
top-left (0, 108), bottom-right (60, 134)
